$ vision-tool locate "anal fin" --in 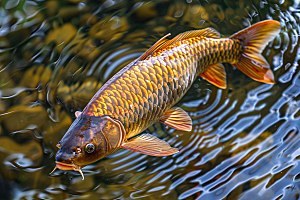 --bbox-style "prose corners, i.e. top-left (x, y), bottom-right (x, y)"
top-left (121, 133), bottom-right (179, 156)
top-left (159, 107), bottom-right (192, 131)
top-left (200, 63), bottom-right (226, 89)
